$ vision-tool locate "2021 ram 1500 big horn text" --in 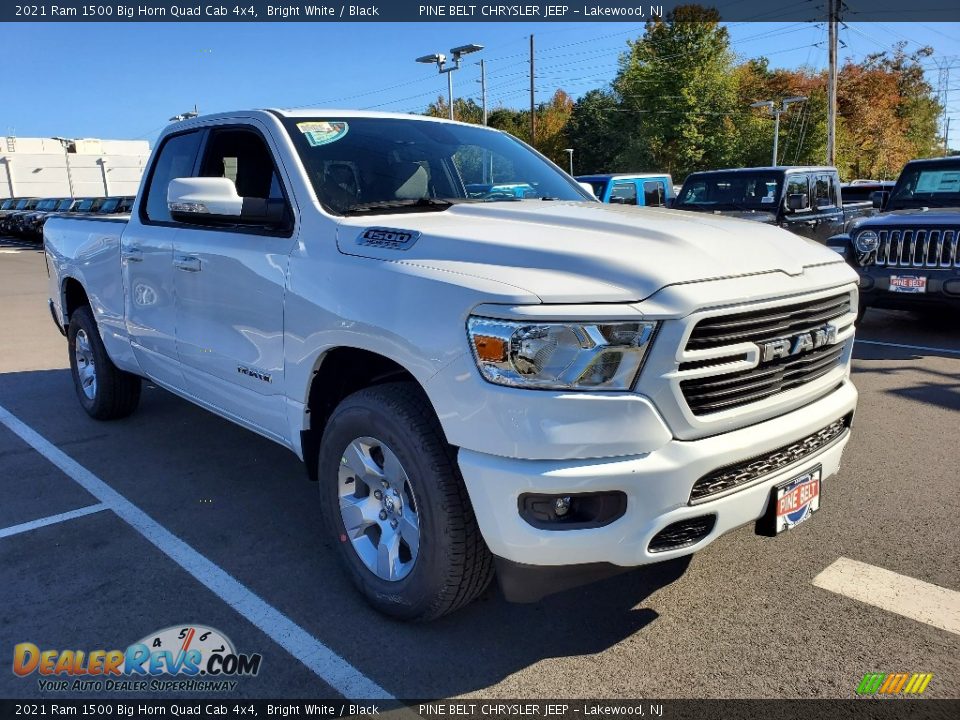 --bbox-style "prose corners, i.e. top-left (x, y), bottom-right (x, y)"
top-left (45, 110), bottom-right (859, 620)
